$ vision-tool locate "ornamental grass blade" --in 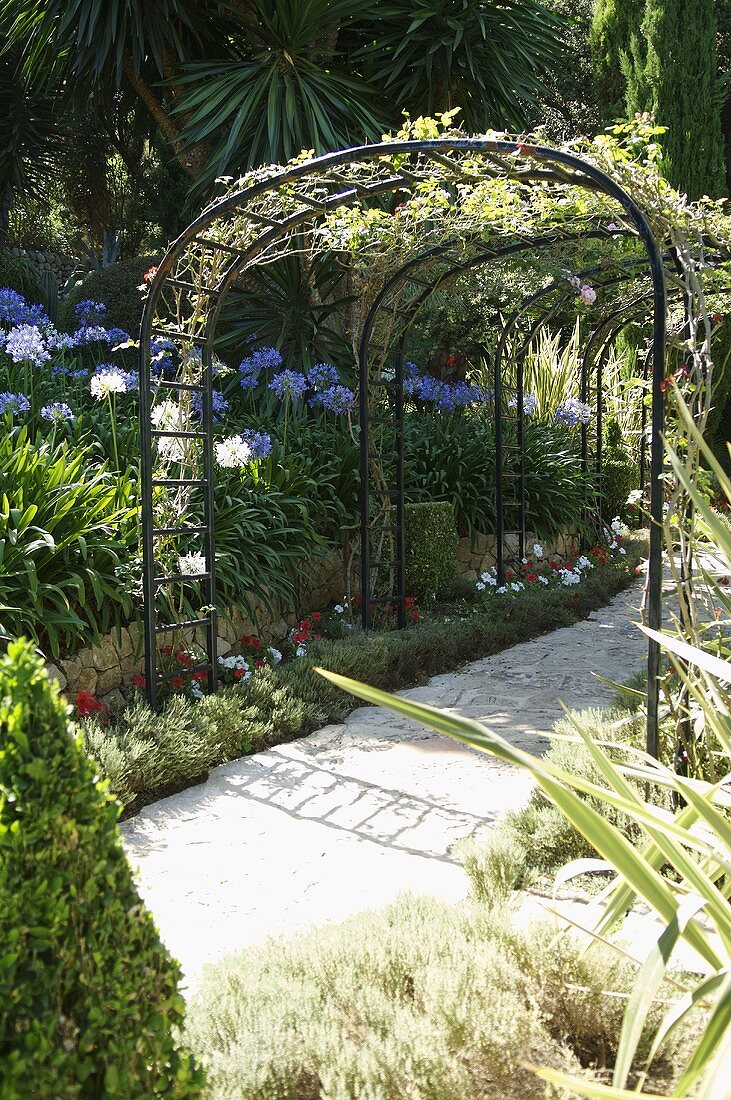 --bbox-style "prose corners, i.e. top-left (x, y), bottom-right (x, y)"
top-left (641, 969), bottom-right (730, 1084)
top-left (612, 894), bottom-right (707, 1090)
top-left (672, 971), bottom-right (731, 1097)
top-left (529, 1067), bottom-right (667, 1099)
